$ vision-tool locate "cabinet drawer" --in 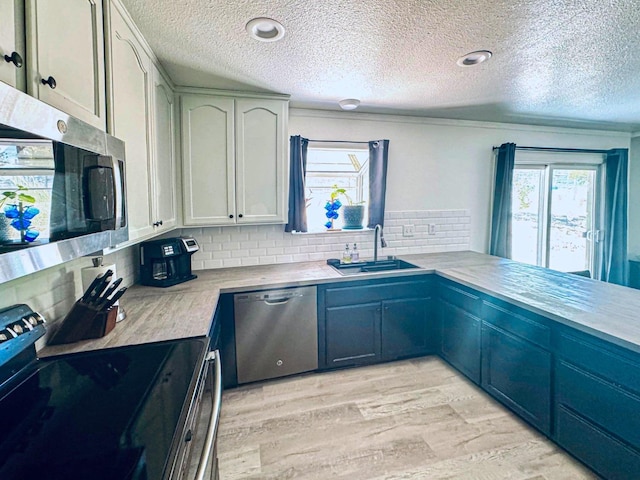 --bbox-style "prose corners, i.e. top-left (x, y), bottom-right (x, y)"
top-left (556, 404), bottom-right (640, 480)
top-left (482, 300), bottom-right (550, 349)
top-left (324, 279), bottom-right (431, 307)
top-left (438, 281), bottom-right (480, 314)
top-left (556, 329), bottom-right (640, 395)
top-left (557, 360), bottom-right (640, 450)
